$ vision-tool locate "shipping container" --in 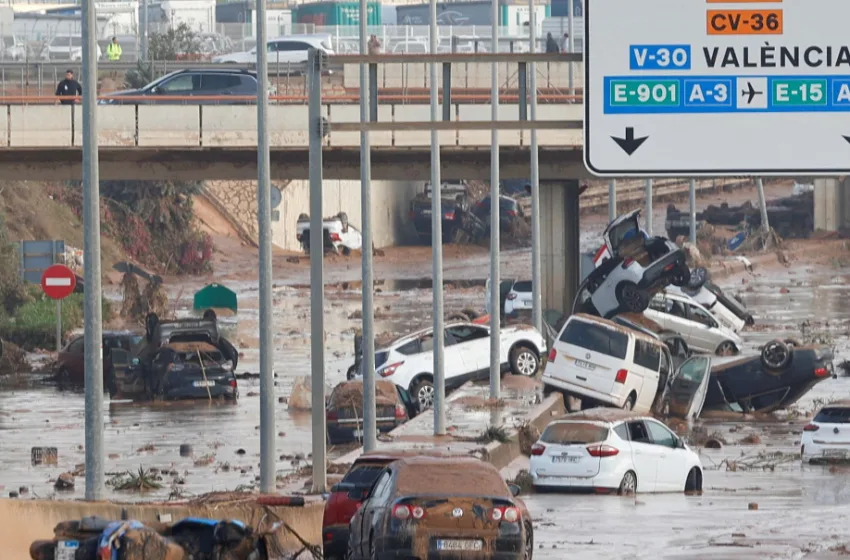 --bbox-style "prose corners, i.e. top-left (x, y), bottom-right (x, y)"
top-left (294, 1), bottom-right (381, 27)
top-left (396, 0), bottom-right (546, 28)
top-left (146, 0), bottom-right (215, 33)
